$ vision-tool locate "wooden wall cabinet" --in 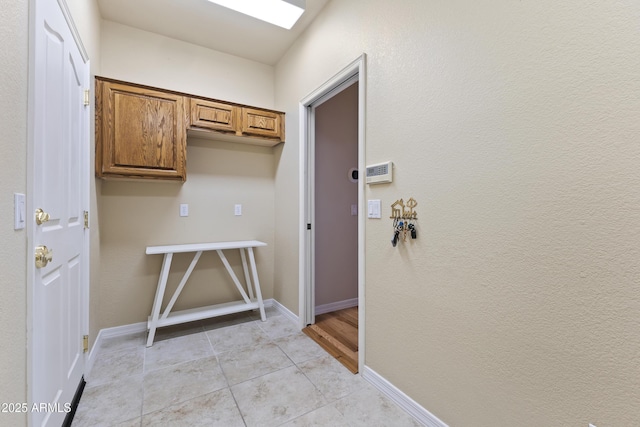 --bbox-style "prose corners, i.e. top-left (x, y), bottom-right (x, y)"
top-left (190, 98), bottom-right (237, 134)
top-left (96, 78), bottom-right (187, 181)
top-left (96, 77), bottom-right (285, 180)
top-left (240, 108), bottom-right (283, 140)
top-left (189, 98), bottom-right (284, 145)
top-left (188, 99), bottom-right (284, 145)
